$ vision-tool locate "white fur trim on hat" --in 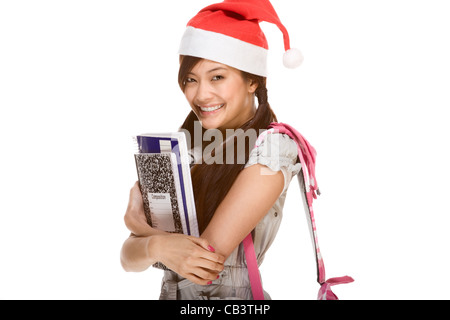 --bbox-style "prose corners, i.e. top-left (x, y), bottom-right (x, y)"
top-left (178, 26), bottom-right (268, 77)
